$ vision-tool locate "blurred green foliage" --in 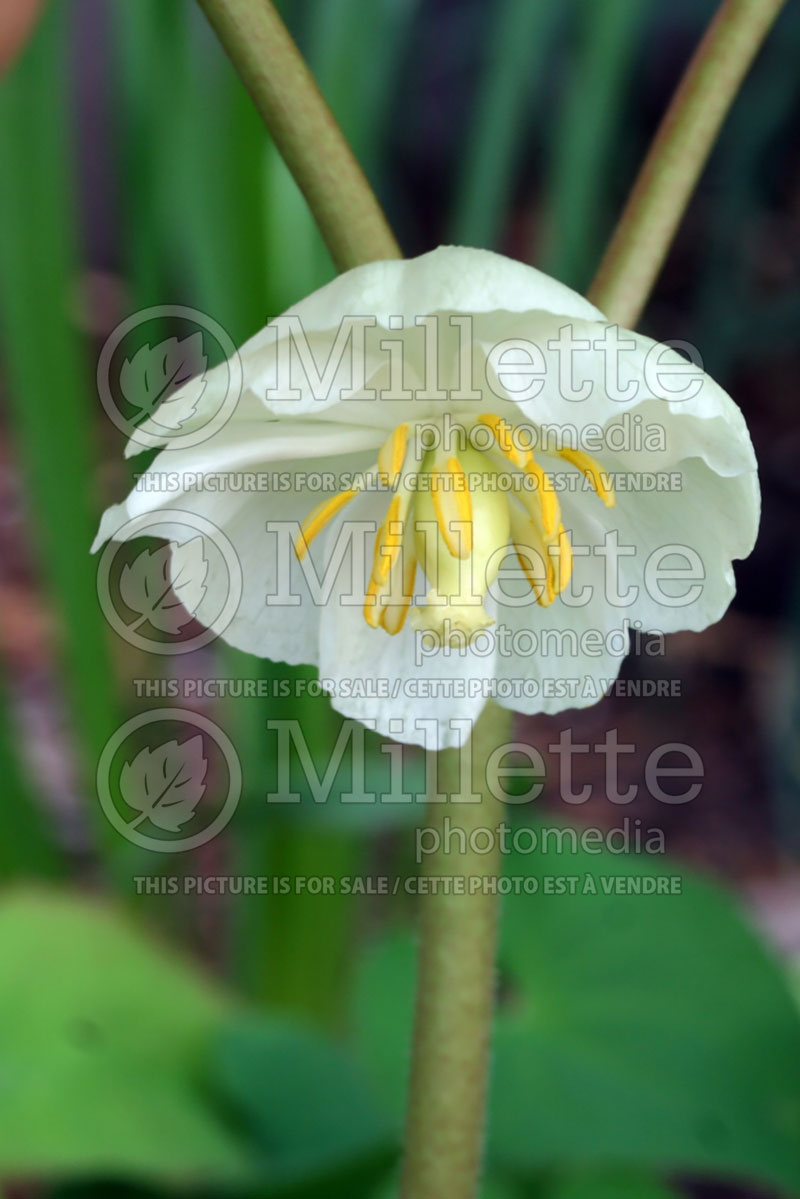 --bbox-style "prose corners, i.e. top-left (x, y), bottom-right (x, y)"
top-left (355, 836), bottom-right (800, 1195)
